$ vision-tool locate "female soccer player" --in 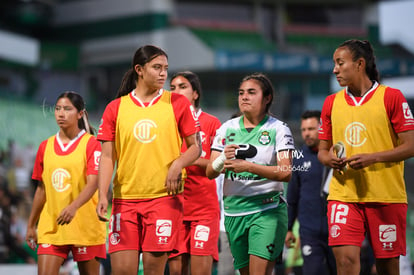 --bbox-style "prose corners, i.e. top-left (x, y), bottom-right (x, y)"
top-left (207, 73), bottom-right (295, 275)
top-left (168, 71), bottom-right (221, 275)
top-left (318, 39), bottom-right (414, 275)
top-left (26, 91), bottom-right (106, 275)
top-left (96, 45), bottom-right (200, 275)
